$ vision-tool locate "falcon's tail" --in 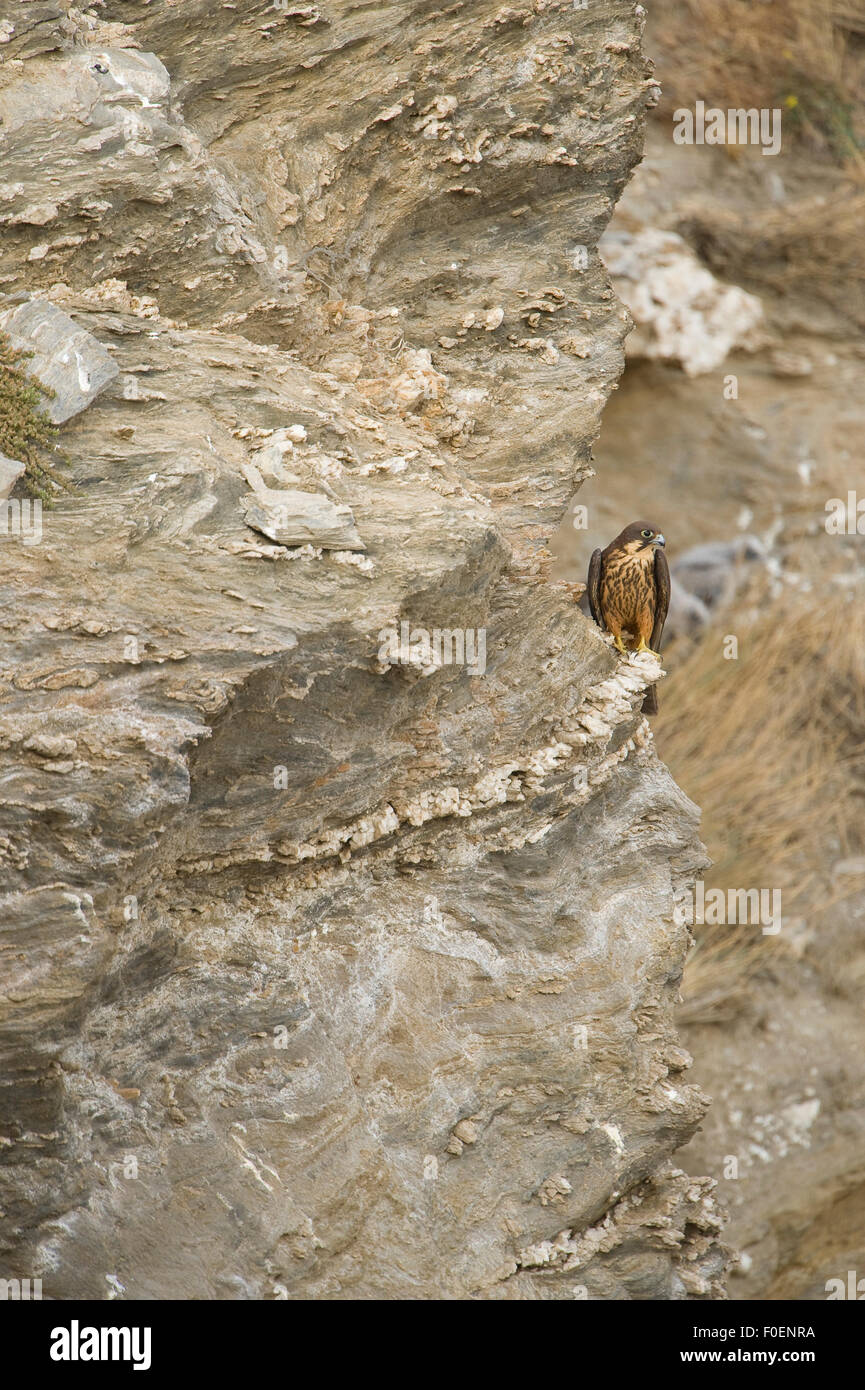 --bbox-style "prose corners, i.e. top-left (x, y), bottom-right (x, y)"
top-left (642, 684), bottom-right (658, 716)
